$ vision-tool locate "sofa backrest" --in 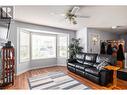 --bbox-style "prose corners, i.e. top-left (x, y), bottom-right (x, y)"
top-left (75, 53), bottom-right (115, 66)
top-left (75, 52), bottom-right (86, 64)
top-left (84, 53), bottom-right (98, 63)
top-left (96, 54), bottom-right (115, 65)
